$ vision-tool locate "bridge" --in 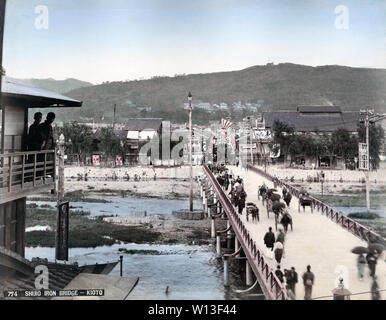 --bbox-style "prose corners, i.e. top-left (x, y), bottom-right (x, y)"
top-left (200, 164), bottom-right (385, 300)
